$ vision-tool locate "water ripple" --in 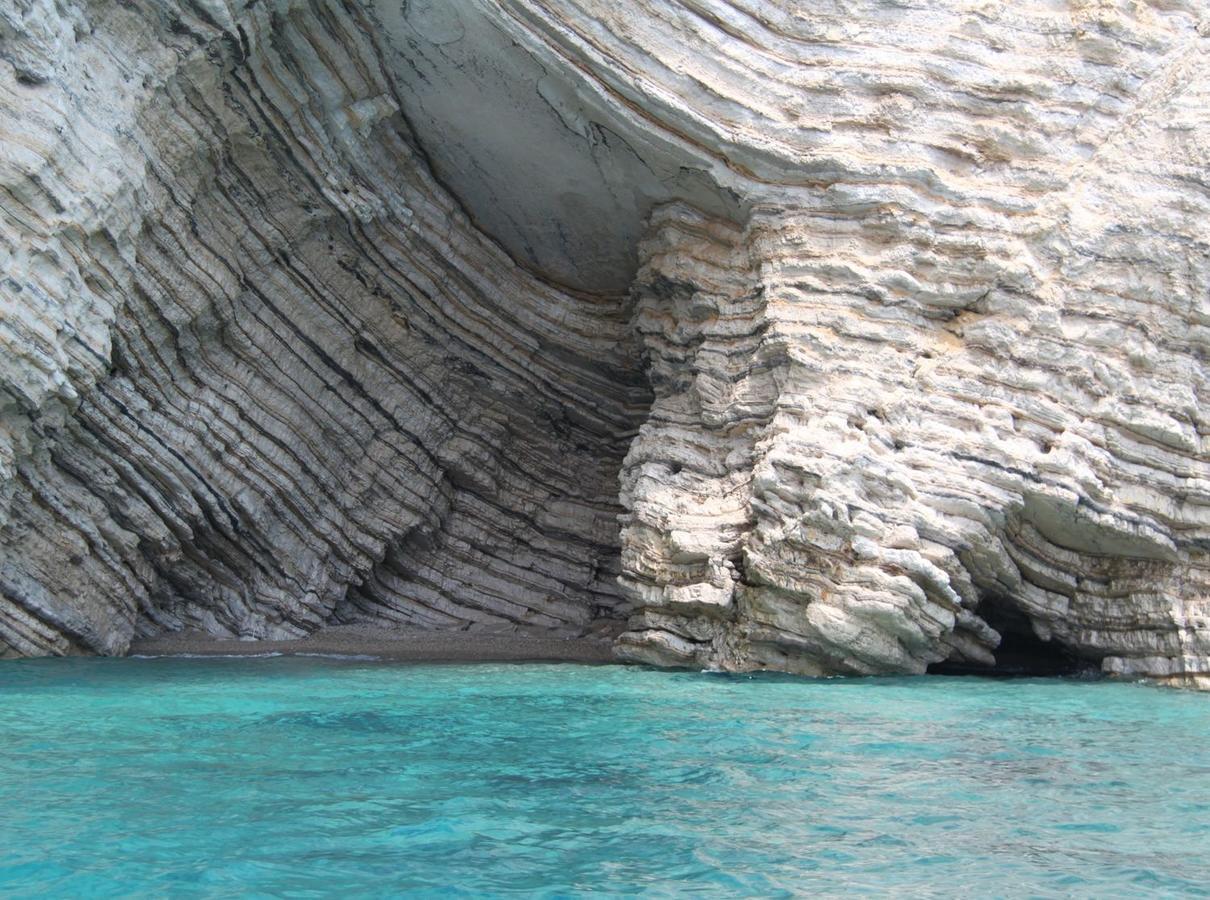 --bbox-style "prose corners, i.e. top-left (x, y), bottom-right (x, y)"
top-left (0, 659), bottom-right (1207, 897)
